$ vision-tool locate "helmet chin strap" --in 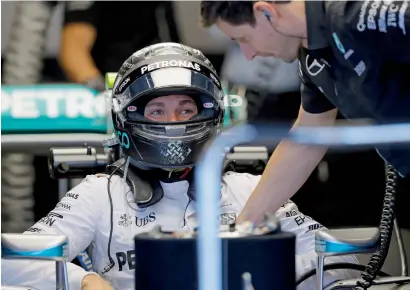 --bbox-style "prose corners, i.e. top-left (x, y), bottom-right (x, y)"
top-left (128, 157), bottom-right (154, 170)
top-left (126, 153), bottom-right (191, 177)
top-left (120, 146), bottom-right (192, 177)
top-left (166, 167), bottom-right (192, 179)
